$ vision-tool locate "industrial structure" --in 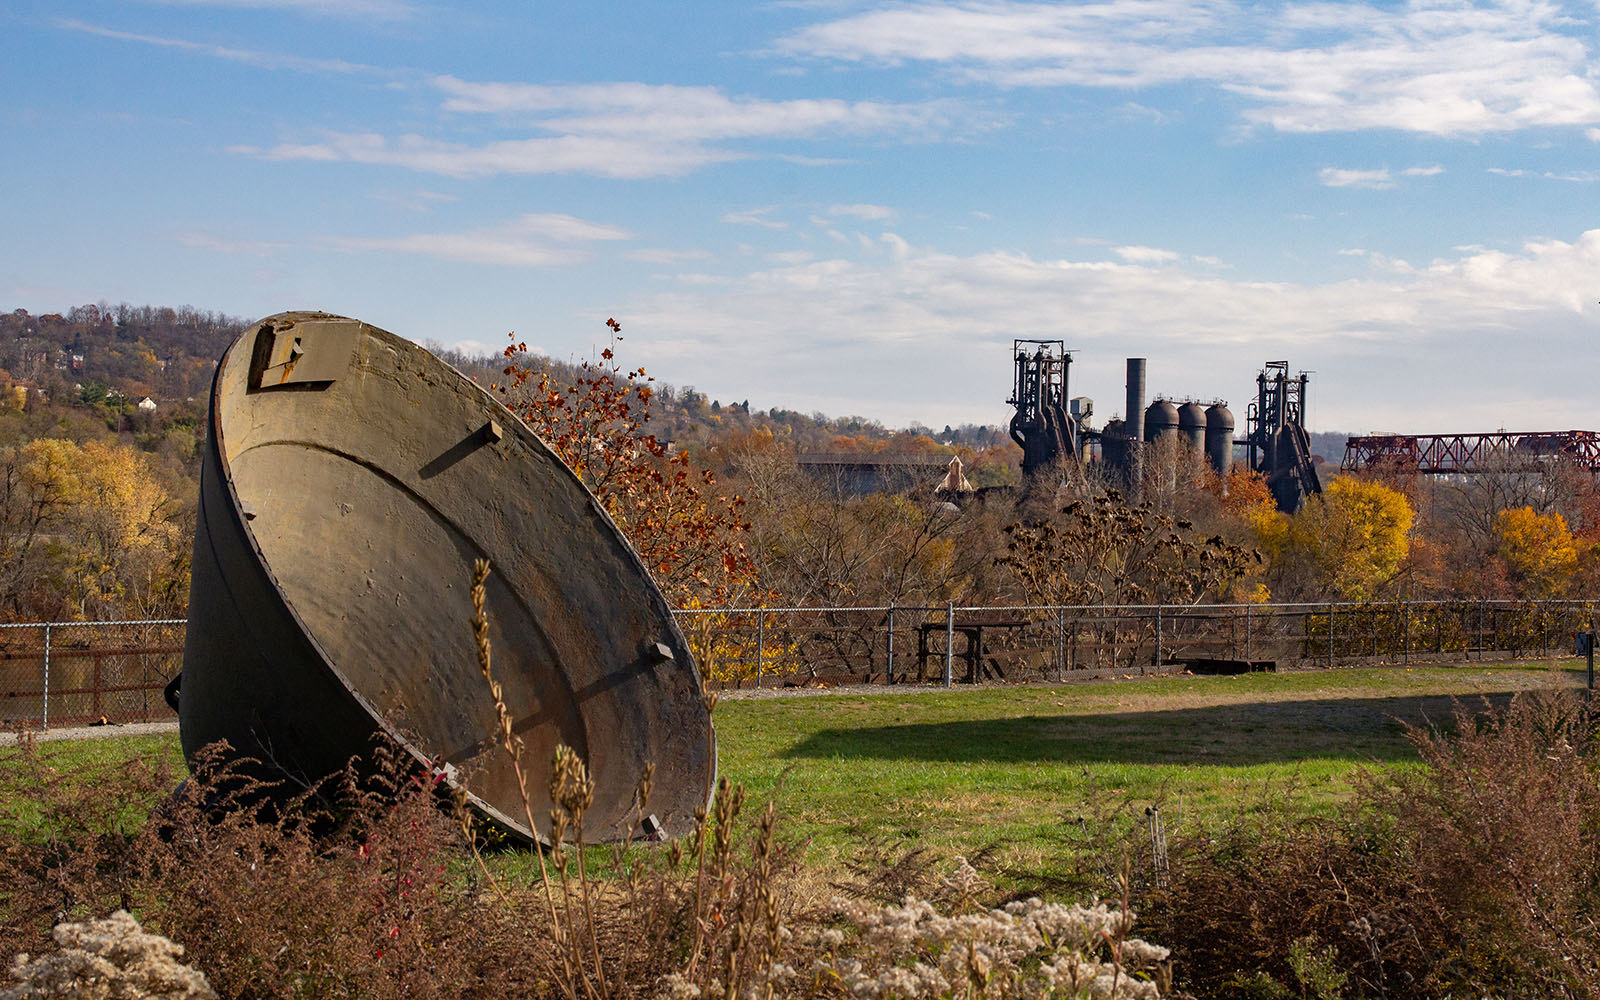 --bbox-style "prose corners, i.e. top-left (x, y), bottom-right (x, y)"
top-left (1006, 339), bottom-right (1079, 477)
top-left (797, 451), bottom-right (955, 496)
top-left (1005, 347), bottom-right (1318, 512)
top-left (1342, 429), bottom-right (1600, 475)
top-left (1246, 361), bottom-right (1322, 513)
top-left (180, 312), bottom-right (714, 845)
